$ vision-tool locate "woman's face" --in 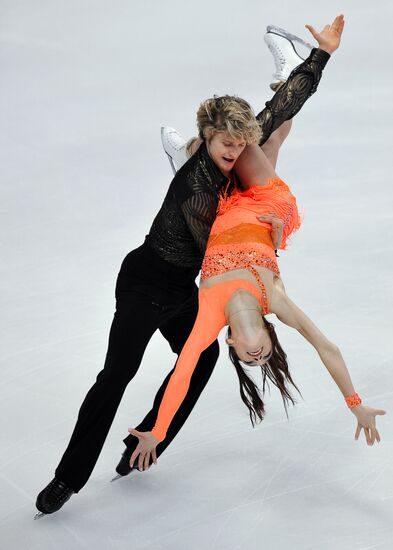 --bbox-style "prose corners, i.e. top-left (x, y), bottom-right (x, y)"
top-left (227, 325), bottom-right (273, 367)
top-left (205, 131), bottom-right (247, 176)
